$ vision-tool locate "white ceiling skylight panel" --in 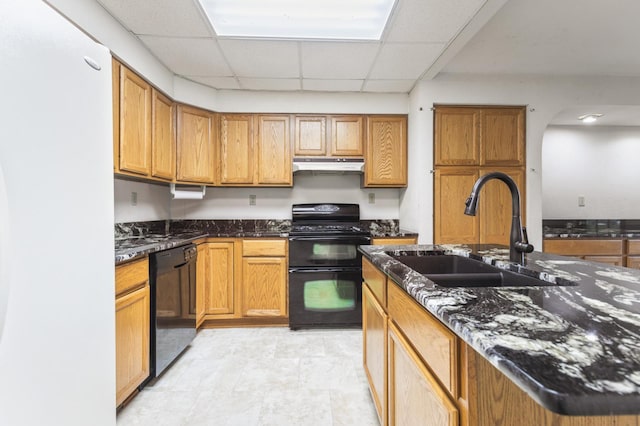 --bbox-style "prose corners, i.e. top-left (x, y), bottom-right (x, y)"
top-left (198, 0), bottom-right (397, 40)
